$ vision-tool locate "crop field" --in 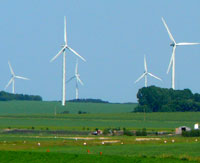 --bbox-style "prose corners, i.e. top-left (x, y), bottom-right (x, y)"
top-left (0, 101), bottom-right (136, 114)
top-left (0, 135), bottom-right (199, 162)
top-left (0, 101), bottom-right (200, 162)
top-left (0, 112), bottom-right (199, 131)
